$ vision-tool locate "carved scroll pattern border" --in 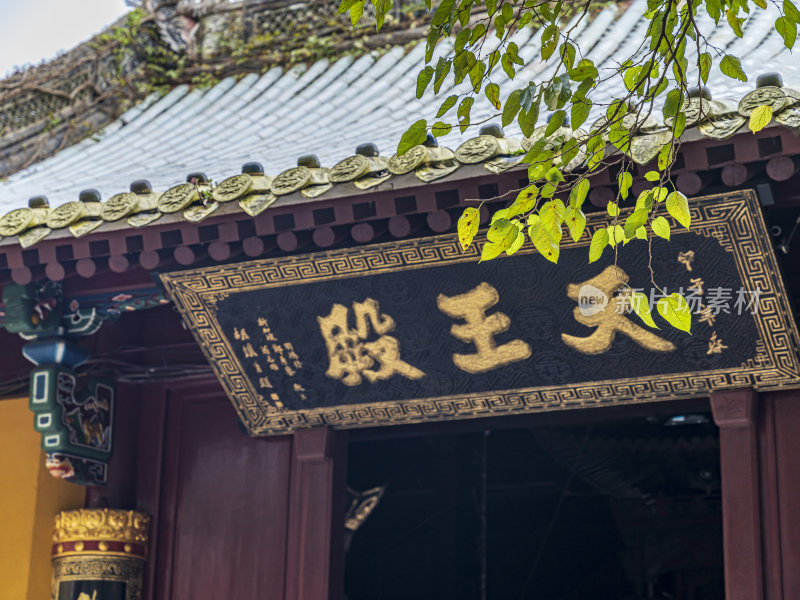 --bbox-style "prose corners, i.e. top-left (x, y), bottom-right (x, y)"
top-left (162, 190), bottom-right (800, 435)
